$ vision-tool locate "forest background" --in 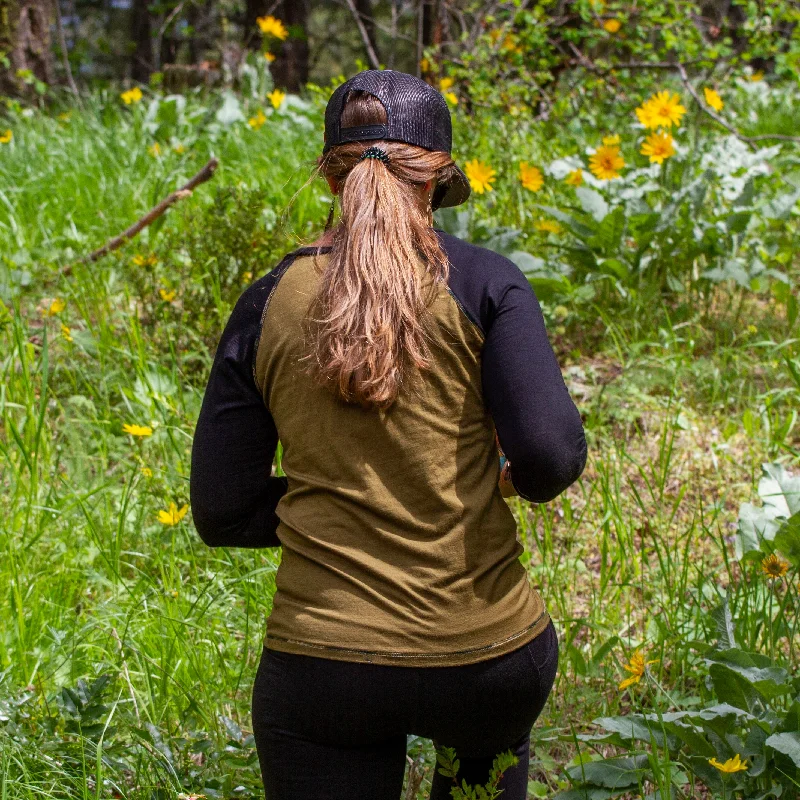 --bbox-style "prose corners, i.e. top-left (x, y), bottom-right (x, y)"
top-left (1, 1), bottom-right (800, 799)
